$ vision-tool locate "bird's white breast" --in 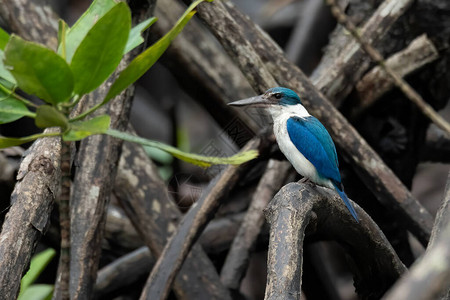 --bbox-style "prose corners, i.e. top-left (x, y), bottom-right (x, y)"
top-left (269, 104), bottom-right (332, 188)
